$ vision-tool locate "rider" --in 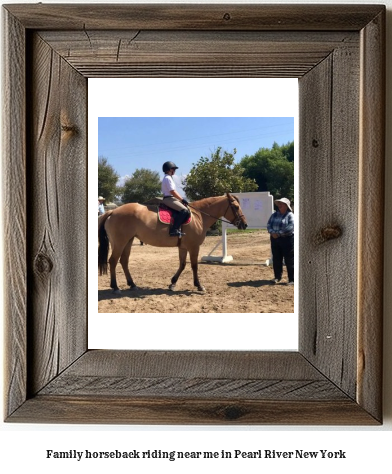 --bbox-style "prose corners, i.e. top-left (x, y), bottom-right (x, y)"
top-left (161, 161), bottom-right (190, 237)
